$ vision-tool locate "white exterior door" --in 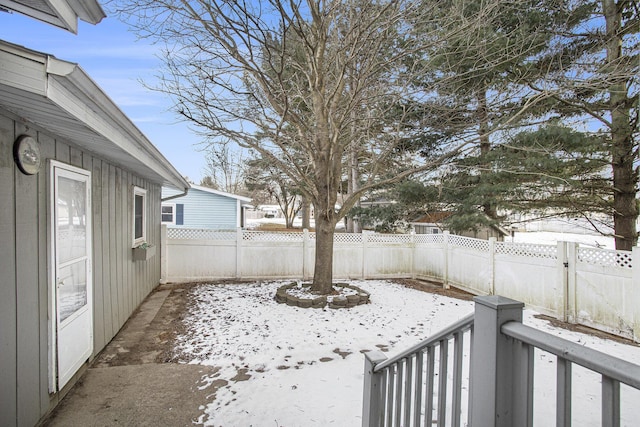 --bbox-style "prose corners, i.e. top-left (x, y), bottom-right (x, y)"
top-left (51, 161), bottom-right (92, 390)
